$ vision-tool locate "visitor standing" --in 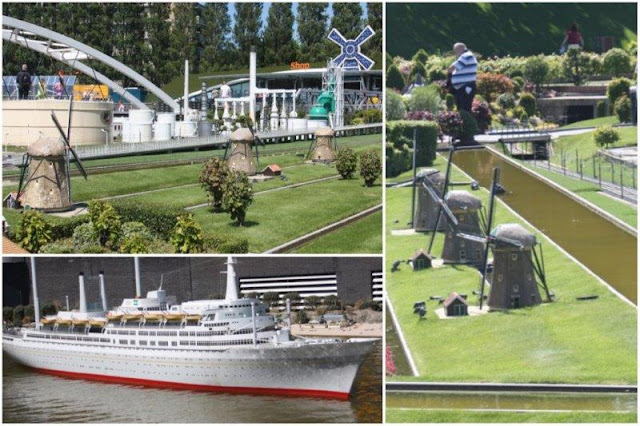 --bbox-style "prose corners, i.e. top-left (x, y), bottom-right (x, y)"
top-left (220, 81), bottom-right (231, 98)
top-left (16, 64), bottom-right (32, 100)
top-left (560, 23), bottom-right (584, 52)
top-left (448, 42), bottom-right (477, 112)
